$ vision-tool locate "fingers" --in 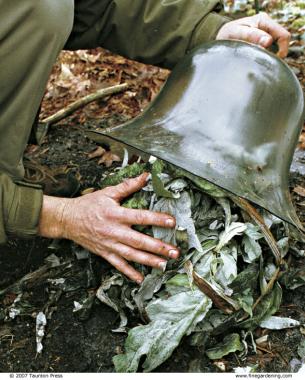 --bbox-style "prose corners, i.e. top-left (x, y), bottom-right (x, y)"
top-left (226, 24), bottom-right (273, 47)
top-left (104, 173), bottom-right (149, 201)
top-left (118, 207), bottom-right (176, 228)
top-left (101, 250), bottom-right (144, 284)
top-left (256, 13), bottom-right (290, 58)
top-left (111, 242), bottom-right (168, 271)
top-left (216, 13), bottom-right (290, 58)
top-left (119, 227), bottom-right (180, 259)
